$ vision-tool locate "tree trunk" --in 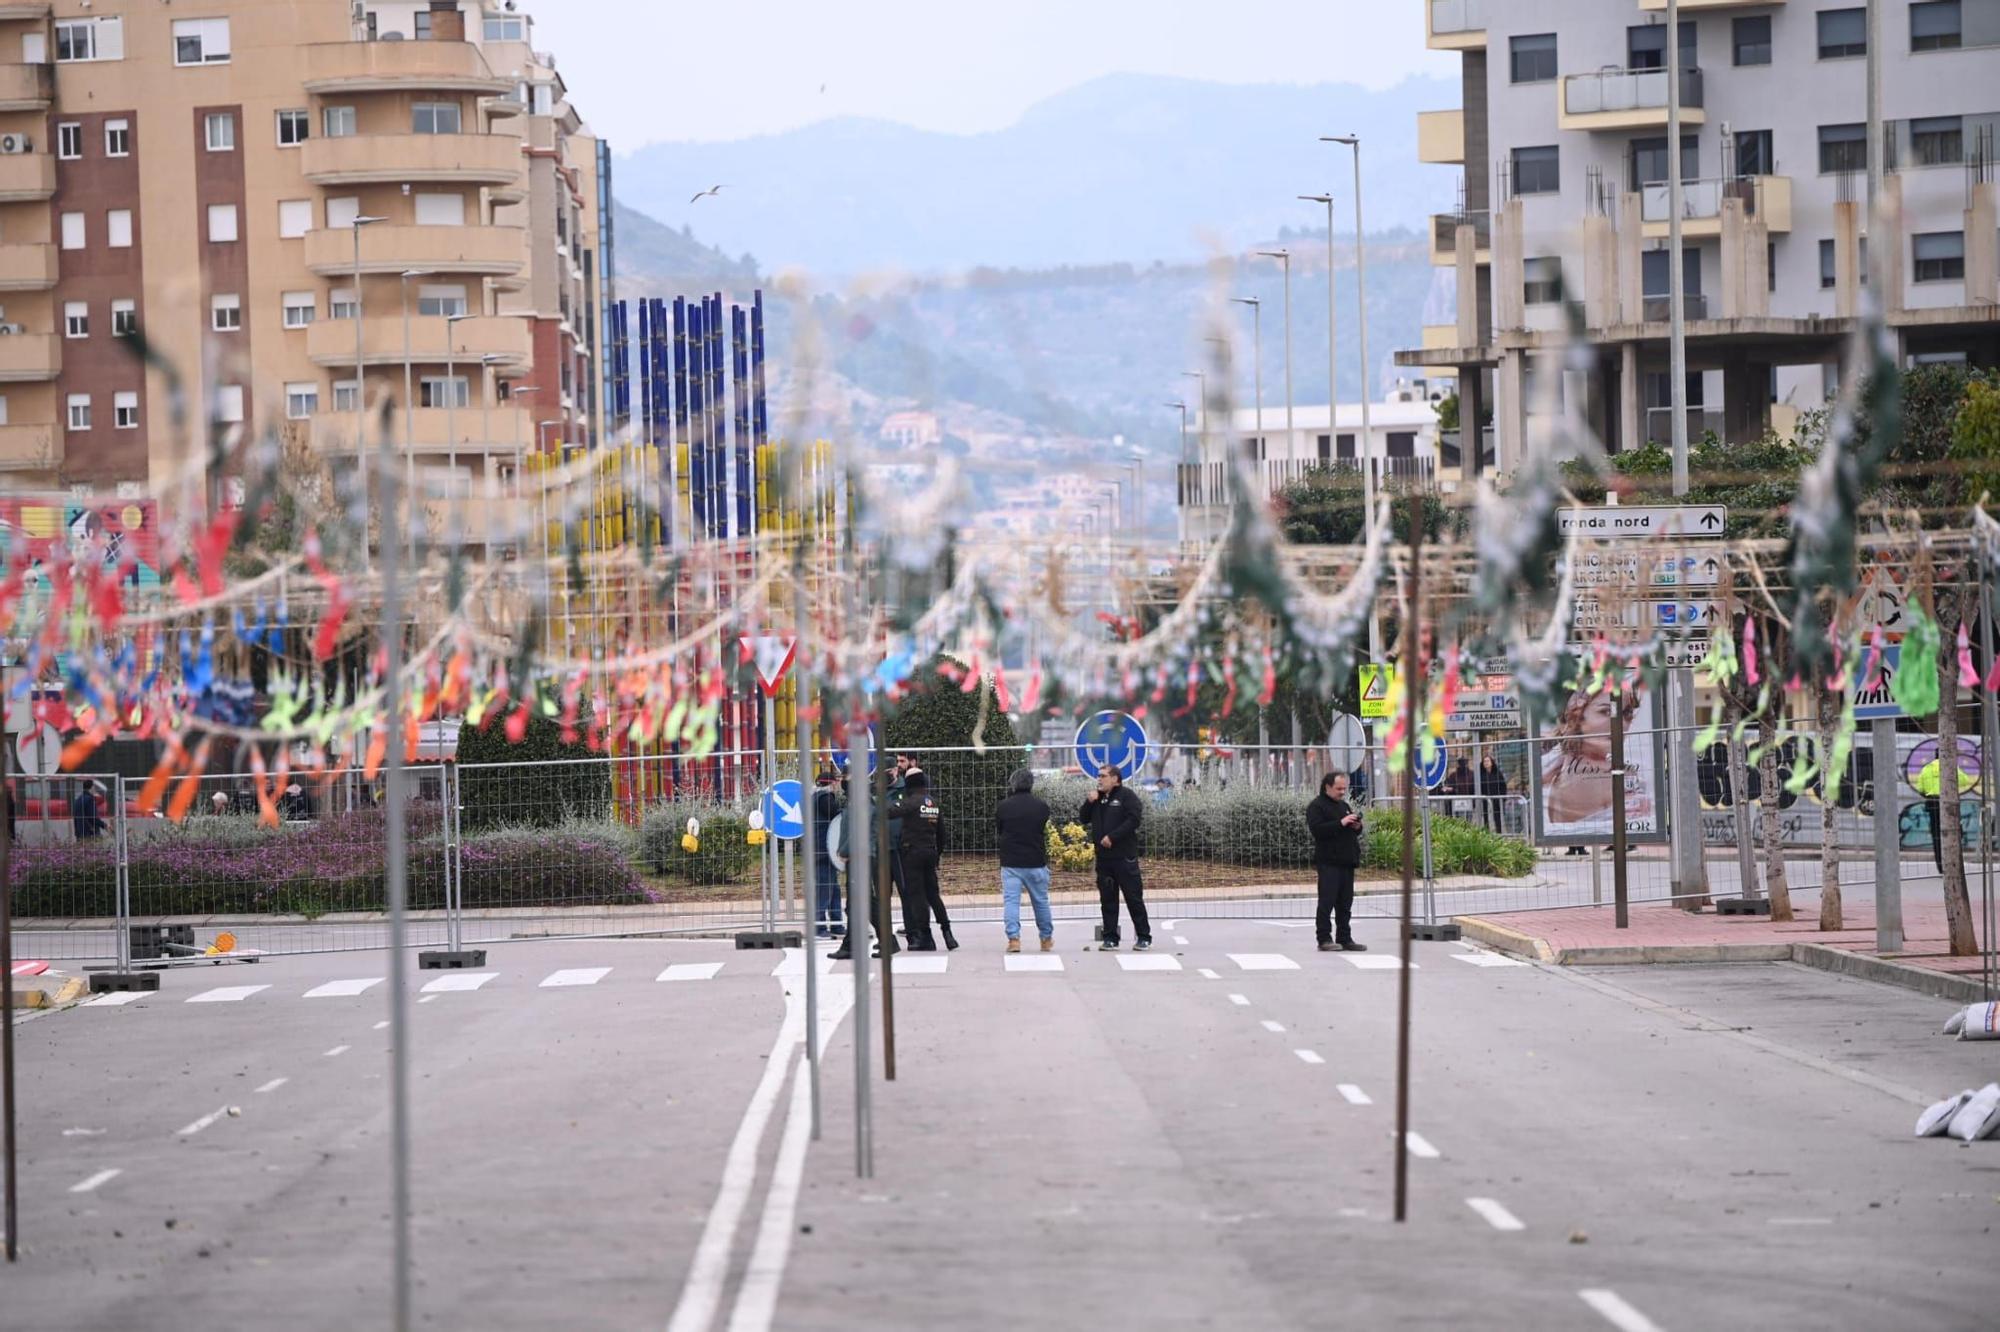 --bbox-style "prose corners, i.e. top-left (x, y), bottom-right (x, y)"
top-left (1758, 732), bottom-right (1793, 920)
top-left (1936, 588), bottom-right (1978, 956)
top-left (1818, 678), bottom-right (1842, 931)
top-left (1723, 693), bottom-right (1759, 900)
